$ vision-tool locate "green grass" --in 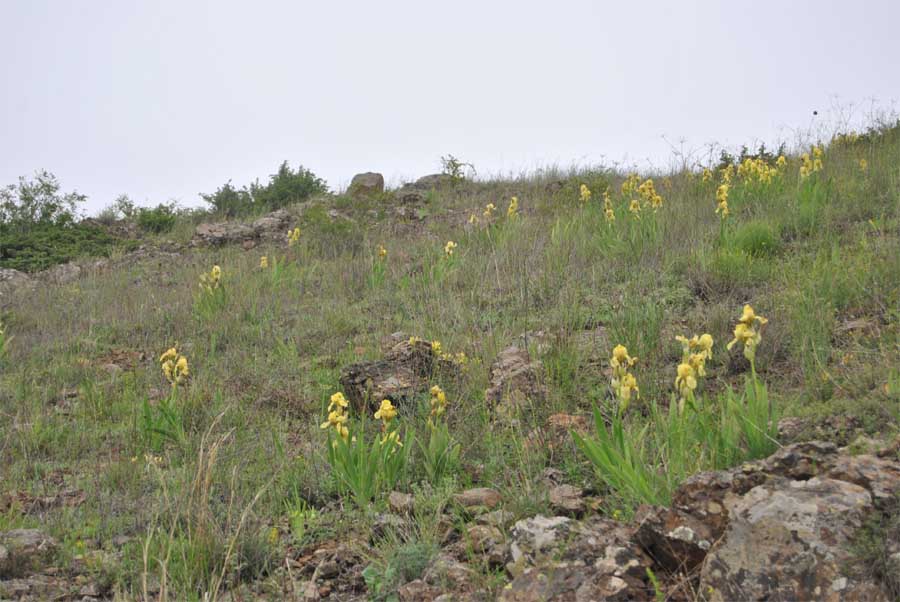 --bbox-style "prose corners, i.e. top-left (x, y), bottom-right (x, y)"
top-left (1, 121), bottom-right (899, 599)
